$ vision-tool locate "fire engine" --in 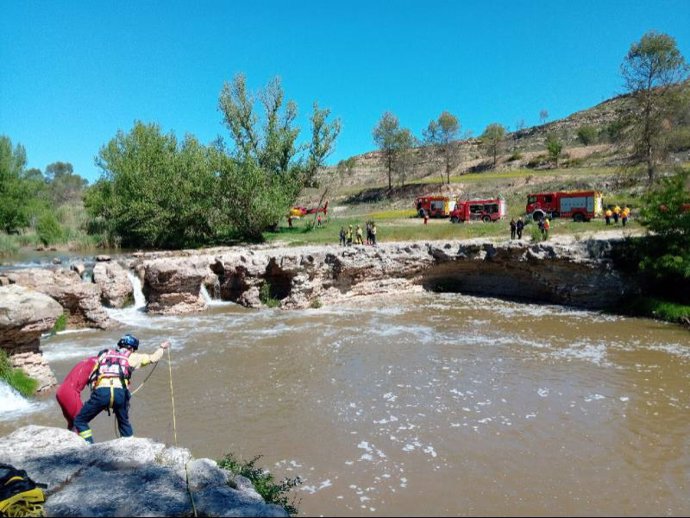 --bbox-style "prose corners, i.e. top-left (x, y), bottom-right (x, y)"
top-left (450, 197), bottom-right (507, 223)
top-left (414, 196), bottom-right (456, 218)
top-left (526, 191), bottom-right (603, 222)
